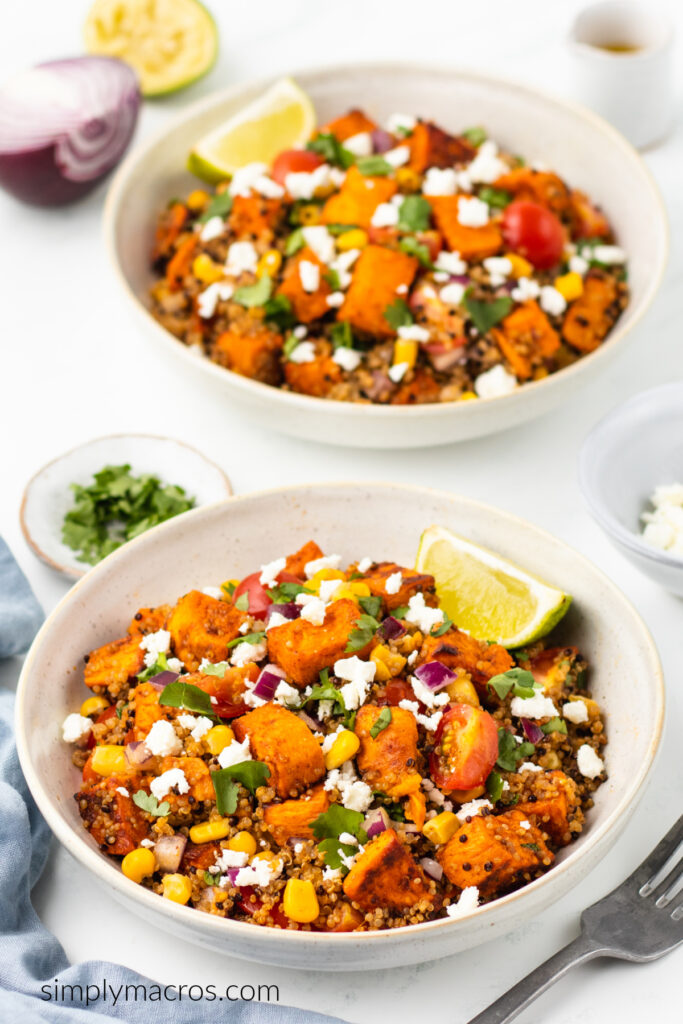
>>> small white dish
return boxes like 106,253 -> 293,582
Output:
20,434 -> 232,580
579,382 -> 683,595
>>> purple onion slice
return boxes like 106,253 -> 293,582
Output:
414,661 -> 456,691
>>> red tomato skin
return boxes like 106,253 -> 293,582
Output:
501,200 -> 565,270
429,704 -> 499,791
382,678 -> 416,706
86,705 -> 117,749
232,571 -> 301,618
272,149 -> 324,185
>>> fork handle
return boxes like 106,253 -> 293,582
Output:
467,933 -> 607,1024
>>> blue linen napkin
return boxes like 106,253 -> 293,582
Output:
0,541 -> 345,1023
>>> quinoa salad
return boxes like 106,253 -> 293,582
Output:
150,109 -> 628,405
63,540 -> 606,931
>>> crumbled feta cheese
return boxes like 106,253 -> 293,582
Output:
322,866 -> 342,882
410,675 -> 450,709
569,254 -> 589,275
539,286 -> 567,317
434,250 -> 467,276
562,700 -> 589,724
641,483 -> 683,555
511,276 -> 541,302
234,857 -> 281,888
217,736 -> 252,769
474,364 -> 518,399
177,713 -> 213,741
225,240 -> 258,276
299,597 -> 327,626
456,799 -> 493,821
285,163 -> 335,200
329,248 -> 360,288
228,161 -> 270,197
266,612 -> 290,631
150,767 -> 189,801
439,282 -> 466,306
422,167 -> 458,196
591,244 -> 626,265
510,693 -> 559,720
384,145 -> 410,168
338,848 -> 359,871
388,361 -> 409,383
467,140 -> 507,184
166,658 -> 184,673
519,819 -> 531,831
407,650 -> 418,666
61,713 -> 92,743
321,725 -> 345,754
338,831 -> 358,846
326,291 -> 345,309
318,578 -> 343,602
576,744 -> 605,779
398,699 -> 444,732
332,345 -> 361,371
201,586 -> 224,600
139,629 -> 171,667
115,786 -> 129,797
446,886 -> 480,918
288,341 -> 316,364
357,557 -> 373,573
145,719 -> 182,757
334,656 -> 377,710
232,641 -> 267,668
213,849 -> 249,872
397,324 -> 430,342
405,592 -> 444,633
343,131 -> 373,156
239,621 -> 251,635
324,762 -> 374,812
385,571 -> 402,595
199,216 -> 225,242
305,554 -> 342,578
483,256 -> 513,284
293,324 -> 308,339
140,838 -> 155,849
254,175 -> 285,199
518,761 -> 542,773
259,556 -> 287,588
301,225 -> 335,264
457,196 -> 489,227
293,842 -> 304,854
370,201 -> 400,228
299,259 -> 320,293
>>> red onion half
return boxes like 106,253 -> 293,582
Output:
414,661 -> 456,691
0,57 -> 140,206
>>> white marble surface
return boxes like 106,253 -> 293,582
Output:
1,0 -> 682,1020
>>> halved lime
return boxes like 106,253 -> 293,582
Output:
415,524 -> 571,647
84,0 -> 218,97
187,77 -> 316,184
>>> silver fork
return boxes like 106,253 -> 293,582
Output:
468,815 -> 683,1024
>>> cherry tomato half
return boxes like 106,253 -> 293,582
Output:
272,149 -> 324,186
232,570 -> 302,618
501,200 -> 565,270
429,703 -> 499,791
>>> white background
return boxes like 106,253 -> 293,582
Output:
1,0 -> 682,1020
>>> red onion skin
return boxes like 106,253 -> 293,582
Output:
371,128 -> 394,153
379,616 -> 406,641
154,834 -> 187,873
521,718 -> 544,743
420,856 -> 443,881
252,669 -> 282,701
266,602 -> 300,622
364,807 -> 390,838
149,670 -> 180,691
124,741 -> 155,769
414,660 -> 457,691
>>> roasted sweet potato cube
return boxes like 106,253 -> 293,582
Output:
408,121 -> 476,173
167,590 -> 247,671
263,784 -> 330,845
77,776 -> 149,855
438,809 -> 553,897
133,681 -> 164,740
181,841 -> 223,870
355,705 -> 421,798
166,235 -> 198,290
493,167 -> 571,218
278,248 -> 332,323
343,828 -> 434,911
188,664 -> 256,711
391,369 -> 441,405
157,755 -> 215,803
319,108 -> 377,142
528,646 -> 580,701
361,561 -> 436,612
153,202 -> 188,261
337,244 -> 418,338
266,598 -> 370,687
284,540 -> 323,577
284,343 -> 342,397
569,190 -> 611,240
128,605 -> 171,638
228,194 -> 285,240
211,326 -> 283,385
562,271 -> 619,354
419,628 -> 513,688
232,704 -> 325,798
322,166 -> 398,230
491,300 -> 561,380
84,635 -> 144,696
517,770 -> 580,847
429,196 -> 503,260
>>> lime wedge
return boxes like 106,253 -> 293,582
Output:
84,0 -> 218,97
187,77 -> 316,184
415,524 -> 571,648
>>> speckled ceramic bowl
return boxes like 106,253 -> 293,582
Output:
104,63 -> 668,449
15,483 -> 664,970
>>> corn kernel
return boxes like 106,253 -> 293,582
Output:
451,785 -> 485,803
187,189 -> 210,211
80,696 -> 109,717
392,338 -> 418,369
554,271 -> 584,302
336,228 -> 368,252
205,724 -> 234,756
505,253 -> 533,278
396,630 -> 422,655
324,730 -> 360,770
189,818 -> 231,845
423,811 -> 461,845
395,167 -> 422,193
298,204 -> 320,225
459,390 -> 478,401
252,850 -> 279,864
162,872 -> 193,903
283,878 -> 320,923
121,847 -> 156,883
370,644 -> 407,683
444,675 -> 480,707
228,831 -> 258,856
257,249 -> 282,278
192,253 -> 224,284
91,745 -> 127,777
333,580 -> 371,603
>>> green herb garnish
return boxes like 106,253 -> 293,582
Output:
211,761 -> 271,815
399,236 -> 434,268
226,631 -> 265,650
488,668 -> 537,700
285,228 -> 305,256
233,273 -> 273,308
311,805 -> 368,871
478,186 -> 512,210
307,133 -> 355,169
496,729 -> 535,772
263,294 -> 295,331
136,652 -> 172,683
522,842 -> 540,852
462,126 -> 487,147
355,155 -> 392,176
358,594 -> 382,619
204,870 -> 221,885
266,581 -> 311,603
222,581 -> 237,597
306,678 -> 346,715
345,614 -> 380,652
330,321 -> 354,350
397,195 -> 432,233
464,294 -> 512,334
61,464 -> 195,567
383,298 -> 413,330
201,661 -> 229,678
430,615 -> 453,638
324,267 -> 342,290
160,681 -> 214,716
370,707 -> 392,739
197,192 -> 233,223
486,770 -> 504,802
392,604 -> 409,619
132,790 -> 170,817
234,592 -> 249,611
541,717 -> 568,735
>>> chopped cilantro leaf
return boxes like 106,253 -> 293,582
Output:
397,194 -> 432,233
306,680 -> 345,714
197,191 -> 233,223
358,594 -> 382,619
392,604 -> 409,619
136,652 -> 171,682
263,293 -> 295,331
160,680 -> 214,716
430,614 -> 452,637
326,223 -> 358,235
370,707 -> 392,739
478,186 -> 512,210
355,155 -> 392,176
522,842 -> 540,852
399,236 -> 434,268
488,668 -> 536,700
283,333 -> 300,359
233,273 -> 272,308
462,126 -> 487,147
132,790 -> 170,817
266,581 -> 310,603
345,613 -> 380,652
226,631 -> 265,650
541,717 -> 568,735
211,761 -> 271,814
222,581 -> 237,597
311,804 -> 367,869
464,293 -> 513,334
486,770 -> 504,802
306,133 -> 355,169
383,298 -> 413,330
317,837 -> 359,871
211,771 -> 238,815
496,729 -> 535,772
285,228 -> 305,256
330,321 -> 354,350
201,661 -> 229,678
204,870 -> 221,885
324,267 -> 341,290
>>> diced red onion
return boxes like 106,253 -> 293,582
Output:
223,867 -> 241,887
148,670 -> 179,691
252,669 -> 284,701
521,718 -> 544,743
124,741 -> 155,769
297,710 -> 323,732
425,343 -> 467,373
266,602 -> 300,621
0,57 -> 140,206
154,834 -> 187,873
414,661 -> 457,691
449,274 -> 471,285
364,807 -> 390,838
371,128 -> 394,153
379,616 -> 406,641
420,857 -> 443,881
366,370 -> 393,401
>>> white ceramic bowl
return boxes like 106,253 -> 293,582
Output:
103,63 -> 668,449
15,483 -> 664,970
579,382 -> 683,595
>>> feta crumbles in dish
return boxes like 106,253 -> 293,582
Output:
640,483 -> 683,557
150,108 -> 628,407
65,539 -> 606,931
